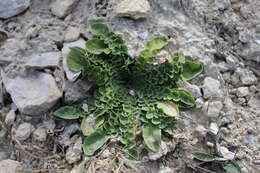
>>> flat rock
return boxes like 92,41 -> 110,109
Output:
15,122 -> 34,141
64,26 -> 80,42
0,159 -> 22,173
33,127 -> 47,142
0,0 -> 30,19
2,72 -> 62,115
51,0 -> 80,18
25,52 -> 60,69
202,77 -> 222,99
207,101 -> 223,118
5,110 -> 16,126
65,137 -> 82,164
115,0 -> 151,20
62,39 -> 85,81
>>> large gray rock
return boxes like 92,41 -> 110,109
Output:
15,122 -> 34,141
62,39 -> 85,81
2,72 -> 62,115
0,0 -> 30,19
115,0 -> 151,20
0,159 -> 21,173
25,52 -> 60,69
51,0 -> 80,18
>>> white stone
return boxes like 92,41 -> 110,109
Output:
62,39 -> 85,81
209,122 -> 219,135
15,123 -> 34,141
51,0 -> 80,18
66,137 -> 82,164
33,127 -> 47,142
218,146 -> 235,160
239,69 -> 257,85
0,0 -> 30,19
236,87 -> 249,97
2,72 -> 62,115
225,56 -> 237,70
115,0 -> 152,20
207,101 -> 223,118
0,159 -> 21,173
184,84 -> 202,98
202,77 -> 222,99
25,52 -> 60,69
4,110 -> 16,126
64,27 -> 80,42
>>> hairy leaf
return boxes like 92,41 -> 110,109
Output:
54,106 -> 84,120
67,47 -> 86,72
90,23 -> 110,36
182,60 -> 203,81
83,130 -> 110,156
85,38 -> 108,54
157,102 -> 179,118
142,124 -> 161,152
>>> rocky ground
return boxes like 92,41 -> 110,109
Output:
0,0 -> 259,173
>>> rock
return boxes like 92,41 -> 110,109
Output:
5,110 -> 16,126
70,160 -> 87,173
64,80 -> 93,104
202,77 -> 222,99
51,0 -> 80,18
2,72 -> 62,115
62,39 -> 85,81
65,137 -> 82,164
207,101 -> 223,118
148,141 -> 169,160
184,84 -> 202,98
115,0 -> 151,20
15,123 -> 34,141
33,127 -> 47,142
25,52 -> 60,69
209,122 -> 219,135
0,159 -> 22,173
215,0 -> 231,10
238,69 -> 257,85
236,87 -> 249,97
0,152 -> 9,161
80,114 -> 96,136
218,146 -> 235,160
64,27 -> 80,42
217,62 -> 228,72
225,56 -> 237,70
195,98 -> 204,108
0,0 -> 30,19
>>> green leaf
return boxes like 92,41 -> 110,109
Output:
90,23 -> 110,36
54,106 -> 84,120
142,124 -> 161,152
193,152 -> 216,162
145,36 -> 168,51
124,148 -> 139,160
80,114 -> 97,136
157,102 -> 179,118
178,89 -> 195,107
85,38 -> 108,54
83,130 -> 110,156
67,47 -> 86,72
140,36 -> 168,61
181,60 -> 203,81
220,161 -> 242,173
